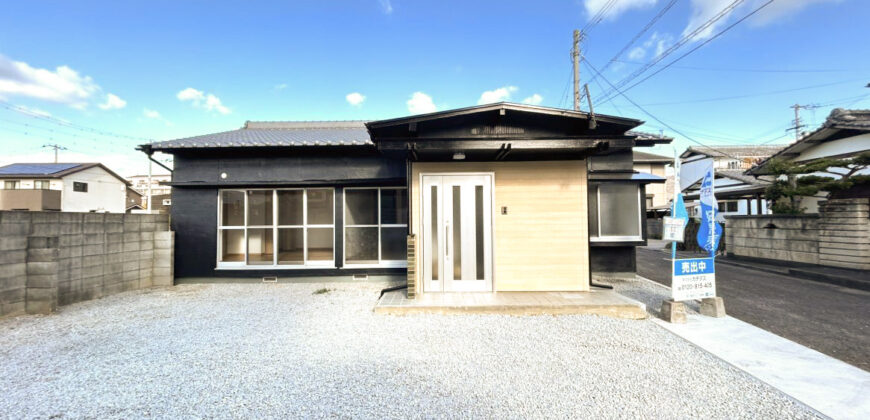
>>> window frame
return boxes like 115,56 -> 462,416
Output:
590,182 -> 644,243
216,188 -> 336,269
4,180 -> 20,190
34,180 -> 51,190
73,181 -> 88,192
342,187 -> 409,268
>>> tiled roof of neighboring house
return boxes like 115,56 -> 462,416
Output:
681,145 -> 785,159
0,162 -> 130,185
143,121 -> 372,151
747,108 -> 870,175
717,170 -> 770,186
633,151 -> 672,163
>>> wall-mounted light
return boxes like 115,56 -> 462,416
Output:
453,152 -> 466,160
220,172 -> 228,179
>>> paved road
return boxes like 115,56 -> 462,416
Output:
637,244 -> 870,371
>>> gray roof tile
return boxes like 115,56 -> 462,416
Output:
146,121 -> 372,150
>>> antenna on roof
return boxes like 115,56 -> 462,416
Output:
42,143 -> 67,163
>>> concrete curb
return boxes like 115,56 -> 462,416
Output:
636,275 -> 870,420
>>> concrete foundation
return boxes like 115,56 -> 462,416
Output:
659,299 -> 686,324
700,296 -> 726,318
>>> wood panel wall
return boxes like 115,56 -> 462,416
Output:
411,161 -> 589,292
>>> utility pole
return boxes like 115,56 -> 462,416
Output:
42,144 -> 67,163
573,29 -> 582,111
787,104 -> 812,141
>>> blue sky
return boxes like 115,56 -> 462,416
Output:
1,0 -> 867,175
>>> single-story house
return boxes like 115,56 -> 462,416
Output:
0,162 -> 129,213
633,151 -> 673,216
138,103 -> 670,293
747,108 -> 870,212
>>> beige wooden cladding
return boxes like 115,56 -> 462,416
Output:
411,161 -> 589,292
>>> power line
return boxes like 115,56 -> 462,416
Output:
583,58 -> 747,162
596,0 -> 747,103
581,0 -> 619,35
611,59 -> 866,74
635,78 -> 867,107
586,0 -> 679,87
0,100 -> 153,143
600,0 -> 775,104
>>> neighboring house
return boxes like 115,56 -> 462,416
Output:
633,151 -> 673,214
126,187 -> 144,212
138,102 -> 670,291
0,163 -> 129,213
150,193 -> 172,213
128,173 -> 171,209
747,108 -> 870,213
680,145 -> 783,218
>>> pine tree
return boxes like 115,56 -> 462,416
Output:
764,152 -> 870,214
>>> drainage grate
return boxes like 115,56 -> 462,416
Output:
352,274 -> 369,281
262,276 -> 278,283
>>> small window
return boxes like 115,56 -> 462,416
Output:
589,182 -> 642,241
344,187 -> 408,266
645,195 -> 654,209
73,182 -> 88,192
34,180 -> 51,189
4,180 -> 19,189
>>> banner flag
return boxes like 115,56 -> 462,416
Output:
696,166 -> 723,256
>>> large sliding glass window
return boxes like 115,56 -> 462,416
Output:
588,182 -> 642,242
344,187 -> 408,266
218,188 -> 335,267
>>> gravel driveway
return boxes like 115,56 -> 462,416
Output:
0,281 -> 818,419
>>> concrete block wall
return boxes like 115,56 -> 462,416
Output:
0,211 -> 173,318
726,198 -> 870,270
726,215 -> 820,265
818,198 -> 870,270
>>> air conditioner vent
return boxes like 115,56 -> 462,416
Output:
262,276 -> 278,283
352,274 -> 368,281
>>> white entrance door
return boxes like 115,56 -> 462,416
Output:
422,174 -> 493,292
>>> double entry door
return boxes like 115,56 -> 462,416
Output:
422,174 -> 493,292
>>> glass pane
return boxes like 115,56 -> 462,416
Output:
307,189 -> 334,225
452,186 -> 461,279
381,189 -> 408,225
382,227 -> 407,261
220,229 -> 245,262
307,228 -> 334,261
221,191 -> 245,226
475,185 -> 484,280
246,228 -> 273,265
247,190 -> 273,226
345,189 -> 378,225
599,183 -> 641,237
277,228 -> 304,265
277,190 -> 303,226
345,227 -> 378,264
430,185 -> 438,281
588,184 -> 599,237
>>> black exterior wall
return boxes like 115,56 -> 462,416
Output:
170,148 -> 408,278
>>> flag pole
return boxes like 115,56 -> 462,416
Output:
672,148 -> 679,263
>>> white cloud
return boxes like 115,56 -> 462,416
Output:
478,86 -> 518,104
583,0 -> 656,21
177,87 -> 231,115
749,0 -> 841,26
98,93 -> 126,110
345,92 -> 366,106
522,94 -> 543,105
0,54 -> 100,108
379,0 -> 393,14
627,46 -> 646,61
274,83 -> 288,90
407,92 -> 437,114
143,108 -> 161,119
143,108 -> 172,126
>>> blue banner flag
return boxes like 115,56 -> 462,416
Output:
673,193 -> 689,226
696,166 -> 723,256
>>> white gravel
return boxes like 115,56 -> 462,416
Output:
0,281 -> 819,419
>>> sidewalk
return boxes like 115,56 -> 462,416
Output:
649,291 -> 870,419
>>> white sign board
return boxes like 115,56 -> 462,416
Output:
662,216 -> 686,242
672,257 -> 716,301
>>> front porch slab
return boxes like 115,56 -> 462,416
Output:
375,288 -> 647,319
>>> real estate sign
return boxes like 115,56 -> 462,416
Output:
672,257 -> 716,301
662,216 -> 686,242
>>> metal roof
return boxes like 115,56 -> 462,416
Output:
0,163 -> 81,175
143,121 -> 372,151
633,151 -> 672,163
680,145 -> 785,159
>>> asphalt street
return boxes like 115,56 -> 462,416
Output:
637,244 -> 870,371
